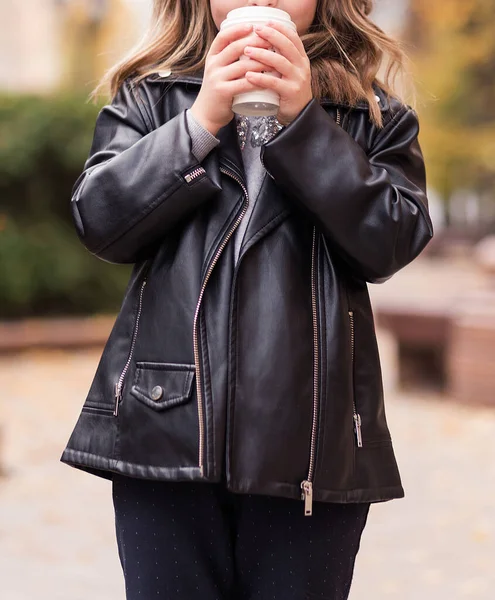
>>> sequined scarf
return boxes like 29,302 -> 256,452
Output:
235,115 -> 283,151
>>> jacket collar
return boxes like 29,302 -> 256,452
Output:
146,71 -> 390,112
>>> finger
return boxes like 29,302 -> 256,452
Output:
221,58 -> 269,81
245,71 -> 288,95
253,24 -> 303,66
209,23 -> 253,56
220,78 -> 263,97
215,33 -> 272,67
243,46 -> 293,78
263,20 -> 307,57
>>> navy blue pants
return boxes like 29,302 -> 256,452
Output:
112,474 -> 370,600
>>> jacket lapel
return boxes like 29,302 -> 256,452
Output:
213,115 -> 290,259
145,73 -> 291,267
237,173 -> 290,262
216,118 -> 291,260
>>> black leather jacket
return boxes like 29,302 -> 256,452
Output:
61,73 -> 433,512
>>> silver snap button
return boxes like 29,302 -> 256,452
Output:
158,69 -> 172,78
151,386 -> 163,401
375,94 -> 381,103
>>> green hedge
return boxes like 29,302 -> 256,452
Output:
0,93 -> 131,319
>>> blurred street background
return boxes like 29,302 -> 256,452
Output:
1,1 -> 495,598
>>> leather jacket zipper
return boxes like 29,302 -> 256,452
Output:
114,278 -> 147,416
301,227 -> 320,516
334,108 -> 362,445
348,310 -> 363,448
193,167 -> 249,476
184,166 -> 207,184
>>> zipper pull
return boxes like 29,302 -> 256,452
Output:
301,480 -> 314,516
353,413 -> 363,448
184,166 -> 206,184
113,383 -> 122,417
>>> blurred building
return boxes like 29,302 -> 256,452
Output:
372,0 -> 409,33
0,0 -> 150,93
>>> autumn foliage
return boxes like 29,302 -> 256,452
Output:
406,0 -> 495,201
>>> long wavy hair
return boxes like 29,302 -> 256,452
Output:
94,0 -> 410,126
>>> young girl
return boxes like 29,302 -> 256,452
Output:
61,0 -> 433,598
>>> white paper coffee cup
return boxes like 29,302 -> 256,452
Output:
220,7 -> 297,117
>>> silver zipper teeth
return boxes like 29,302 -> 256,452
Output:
335,108 -> 361,447
348,310 -> 363,448
184,166 -> 207,184
193,167 -> 249,476
113,279 -> 147,416
301,227 -> 320,517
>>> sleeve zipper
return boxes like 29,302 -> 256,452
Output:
184,166 -> 207,184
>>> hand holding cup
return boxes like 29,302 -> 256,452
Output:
220,7 -> 299,117
190,24 -> 273,135
244,21 -> 313,125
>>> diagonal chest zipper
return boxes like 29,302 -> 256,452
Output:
193,167 -> 249,476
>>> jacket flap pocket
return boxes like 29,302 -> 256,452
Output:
130,362 -> 195,411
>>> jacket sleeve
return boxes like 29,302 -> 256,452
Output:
260,99 -> 434,283
71,81 -> 222,264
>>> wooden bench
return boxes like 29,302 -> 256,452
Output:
447,291 -> 495,406
0,315 -> 115,354
375,290 -> 495,406
375,304 -> 452,391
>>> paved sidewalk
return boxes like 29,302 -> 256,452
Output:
0,338 -> 493,599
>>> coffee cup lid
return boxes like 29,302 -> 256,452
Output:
221,6 -> 295,29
